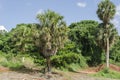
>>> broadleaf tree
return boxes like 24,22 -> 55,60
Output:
69,20 -> 103,66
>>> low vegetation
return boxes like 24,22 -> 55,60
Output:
94,68 -> 120,79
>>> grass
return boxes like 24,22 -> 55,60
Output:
93,68 -> 120,79
0,52 -> 37,70
68,63 -> 81,72
55,63 -> 82,72
109,59 -> 120,66
0,61 -> 24,70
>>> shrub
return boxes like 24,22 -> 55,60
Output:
51,52 -> 87,70
32,53 -> 45,66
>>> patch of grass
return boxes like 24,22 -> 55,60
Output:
0,52 -> 37,70
55,63 -> 81,72
93,68 -> 120,79
110,59 -> 120,67
0,61 -> 24,69
68,63 -> 81,72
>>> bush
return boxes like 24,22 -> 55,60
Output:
51,52 -> 87,70
32,53 -> 45,66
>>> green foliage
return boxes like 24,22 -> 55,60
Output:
97,0 -> 116,23
0,52 -> 24,69
0,8 -> 120,72
36,10 -> 68,58
51,52 -> 87,70
94,68 -> 120,79
110,37 -> 120,62
69,20 -> 103,66
57,41 -> 76,55
35,10 -> 68,72
33,41 -> 87,71
1,61 -> 24,70
96,23 -> 118,50
1,23 -> 37,54
0,52 -> 36,70
0,33 -> 8,50
33,53 -> 45,66
67,63 -> 81,72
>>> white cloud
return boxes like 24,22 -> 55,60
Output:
36,9 -> 43,15
0,26 -> 8,32
77,2 -> 86,8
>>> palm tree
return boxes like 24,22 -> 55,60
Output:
96,0 -> 117,68
36,10 -> 68,72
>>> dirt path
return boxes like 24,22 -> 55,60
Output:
0,65 -> 120,80
0,71 -> 41,80
0,71 -> 65,80
0,71 -> 119,80
67,72 -> 119,80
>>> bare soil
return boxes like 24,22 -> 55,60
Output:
79,64 -> 120,74
0,64 -> 120,80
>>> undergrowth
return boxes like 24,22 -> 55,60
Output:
93,68 -> 120,79
0,52 -> 36,70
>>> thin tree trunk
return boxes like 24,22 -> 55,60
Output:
46,57 -> 51,73
106,38 -> 109,68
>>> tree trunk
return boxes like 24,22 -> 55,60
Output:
106,38 -> 109,68
46,57 -> 51,73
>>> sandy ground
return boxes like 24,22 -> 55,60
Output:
0,65 -> 120,80
0,71 -> 119,80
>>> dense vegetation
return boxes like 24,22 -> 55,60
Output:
0,0 -> 120,75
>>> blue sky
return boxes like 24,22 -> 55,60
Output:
0,0 -> 120,33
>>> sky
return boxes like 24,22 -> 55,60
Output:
0,0 -> 120,34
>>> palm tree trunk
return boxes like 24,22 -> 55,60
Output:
46,57 -> 51,73
106,38 -> 109,68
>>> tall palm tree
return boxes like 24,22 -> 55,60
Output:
96,0 -> 117,68
36,10 -> 68,72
